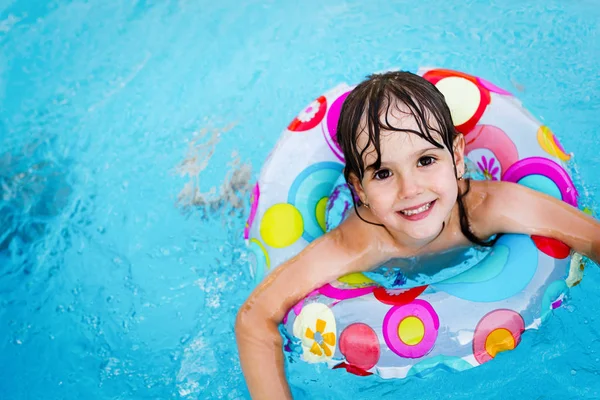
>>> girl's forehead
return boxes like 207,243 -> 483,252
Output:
356,112 -> 445,152
358,131 -> 440,165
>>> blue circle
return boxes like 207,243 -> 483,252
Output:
434,234 -> 539,302
517,175 -> 562,201
248,241 -> 268,284
541,280 -> 568,322
288,162 -> 344,242
325,182 -> 354,232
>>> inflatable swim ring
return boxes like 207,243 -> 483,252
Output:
244,67 -> 583,379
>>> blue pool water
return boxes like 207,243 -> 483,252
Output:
1,1 -> 599,399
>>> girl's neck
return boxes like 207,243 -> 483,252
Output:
388,200 -> 465,258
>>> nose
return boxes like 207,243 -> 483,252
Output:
396,172 -> 423,199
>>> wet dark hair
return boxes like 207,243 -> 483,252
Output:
337,71 -> 497,247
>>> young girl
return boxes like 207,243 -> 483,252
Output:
235,71 -> 600,399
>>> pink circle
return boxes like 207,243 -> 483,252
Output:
244,183 -> 260,239
323,90 -> 351,161
339,323 -> 381,370
476,77 -> 512,96
382,300 -> 439,359
465,124 -> 519,177
319,283 -> 375,300
502,157 -> 578,207
472,309 -> 525,364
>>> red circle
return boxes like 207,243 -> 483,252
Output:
339,323 -> 381,370
373,285 -> 427,306
422,69 -> 490,135
531,235 -> 571,259
288,96 -> 327,132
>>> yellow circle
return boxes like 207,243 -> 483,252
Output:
315,197 -> 328,232
249,238 -> 271,269
485,328 -> 515,358
435,77 -> 481,126
338,273 -> 376,287
260,203 -> 304,248
537,126 -> 570,161
398,316 -> 425,346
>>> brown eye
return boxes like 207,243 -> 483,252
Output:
418,156 -> 436,167
374,169 -> 391,180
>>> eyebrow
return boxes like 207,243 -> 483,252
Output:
415,146 -> 444,155
364,146 -> 444,171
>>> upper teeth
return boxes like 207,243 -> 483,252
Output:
401,202 -> 431,216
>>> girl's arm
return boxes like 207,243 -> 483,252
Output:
235,219 -> 387,399
484,181 -> 600,263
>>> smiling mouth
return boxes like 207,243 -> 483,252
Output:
398,200 -> 435,217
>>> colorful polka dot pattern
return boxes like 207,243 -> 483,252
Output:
323,90 -> 351,161
248,67 -> 579,379
472,309 -> 525,364
288,162 -> 344,243
248,238 -> 270,284
465,124 -> 519,180
288,96 -> 327,132
537,126 -> 571,161
259,203 -> 304,248
339,323 -> 381,370
422,69 -> 491,134
383,300 -> 439,358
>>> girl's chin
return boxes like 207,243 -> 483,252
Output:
394,220 -> 446,244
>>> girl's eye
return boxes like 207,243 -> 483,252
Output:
417,156 -> 436,167
374,169 -> 391,180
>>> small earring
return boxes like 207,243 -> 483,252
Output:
363,202 -> 370,208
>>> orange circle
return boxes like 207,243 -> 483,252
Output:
484,328 -> 515,358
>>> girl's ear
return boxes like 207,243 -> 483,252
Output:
348,172 -> 367,205
453,134 -> 466,178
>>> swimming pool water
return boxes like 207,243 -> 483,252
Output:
1,0 -> 599,399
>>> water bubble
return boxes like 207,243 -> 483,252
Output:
180,334 -> 191,344
571,369 -> 577,376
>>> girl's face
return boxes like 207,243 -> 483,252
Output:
350,103 -> 465,247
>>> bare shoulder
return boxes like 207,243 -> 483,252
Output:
335,208 -> 397,262
461,179 -> 515,238
463,179 -> 591,238
474,179 -> 548,210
